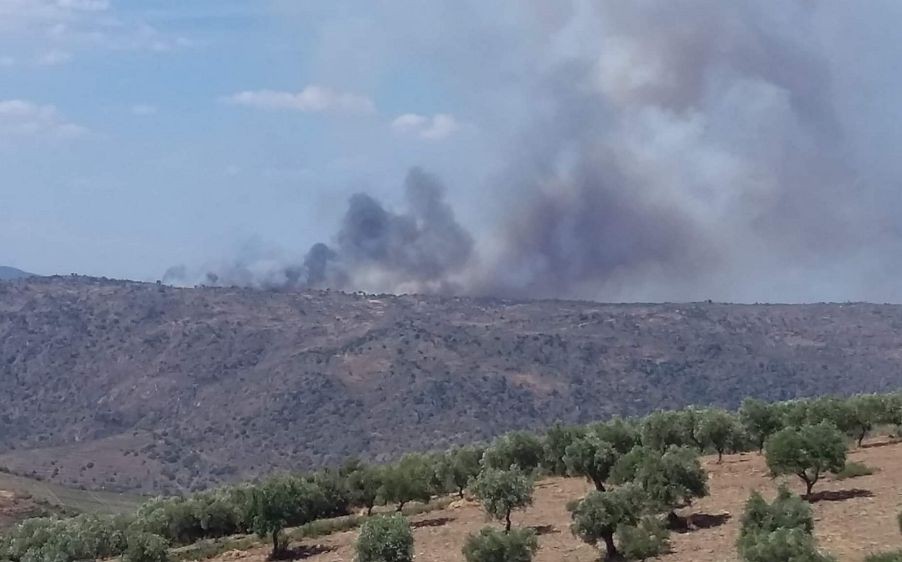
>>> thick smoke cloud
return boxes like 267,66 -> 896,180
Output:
168,1 -> 902,302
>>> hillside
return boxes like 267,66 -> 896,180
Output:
204,439 -> 902,562
0,267 -> 33,281
1,276 -> 901,494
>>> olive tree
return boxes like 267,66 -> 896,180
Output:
696,408 -> 745,462
570,484 -> 646,561
564,434 -> 619,491
612,446 -> 707,521
346,464 -> 384,515
379,454 -> 434,512
437,446 -> 484,498
543,423 -> 585,476
589,417 -> 641,456
640,411 -> 693,452
482,432 -> 545,473
765,423 -> 846,497
739,398 -> 784,453
356,515 -> 413,562
248,475 -> 323,559
462,527 -> 538,562
469,466 -> 534,532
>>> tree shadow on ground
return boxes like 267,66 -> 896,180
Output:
274,545 -> 335,561
806,489 -> 874,503
529,524 -> 559,536
669,512 -> 731,533
412,516 -> 454,529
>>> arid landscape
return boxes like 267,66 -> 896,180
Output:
204,440 -> 902,562
3,276 -> 902,494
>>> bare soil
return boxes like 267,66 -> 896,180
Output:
208,439 -> 902,562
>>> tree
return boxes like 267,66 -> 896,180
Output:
640,411 -> 692,452
611,446 -> 708,525
248,475 -> 323,559
589,417 -> 640,456
347,464 -> 384,515
379,454 -> 434,512
438,446 -> 483,498
696,408 -> 745,462
482,432 -> 545,473
570,484 -> 646,561
739,398 -> 784,453
805,397 -> 857,437
543,424 -> 585,476
462,527 -> 538,562
563,434 -> 618,490
765,423 -> 847,497
846,394 -> 885,447
356,515 -> 414,562
469,466 -> 534,532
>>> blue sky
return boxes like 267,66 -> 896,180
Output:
0,1 -> 502,280
4,1 -> 902,302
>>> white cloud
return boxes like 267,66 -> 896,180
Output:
391,113 -> 461,140
225,86 -> 375,114
36,50 -> 71,66
130,104 -> 157,116
0,99 -> 87,139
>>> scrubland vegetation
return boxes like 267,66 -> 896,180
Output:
1,391 -> 900,562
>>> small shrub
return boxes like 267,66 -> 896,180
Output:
616,516 -> 670,560
462,527 -> 538,562
124,532 -> 170,562
356,515 -> 413,562
740,527 -> 834,562
833,461 -> 875,481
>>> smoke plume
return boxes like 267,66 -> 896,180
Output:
167,1 -> 902,302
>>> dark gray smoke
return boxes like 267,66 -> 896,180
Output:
166,1 -> 902,301
166,168 -> 474,293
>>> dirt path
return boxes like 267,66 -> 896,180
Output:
209,440 -> 902,562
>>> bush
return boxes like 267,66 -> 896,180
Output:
740,527 -> 834,562
355,515 -> 413,562
739,486 -> 813,541
833,461 -> 875,480
462,527 -> 538,562
765,423 -> 847,496
124,532 -> 169,562
616,516 -> 670,560
469,466 -> 534,532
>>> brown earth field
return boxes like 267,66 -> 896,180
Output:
208,439 -> 902,562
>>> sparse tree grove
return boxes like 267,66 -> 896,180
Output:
1,390 -> 899,562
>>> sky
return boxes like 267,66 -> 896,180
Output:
3,1 -> 902,303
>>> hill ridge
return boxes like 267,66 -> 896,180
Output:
1,276 -> 901,494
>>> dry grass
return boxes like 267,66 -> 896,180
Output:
202,439 -> 902,562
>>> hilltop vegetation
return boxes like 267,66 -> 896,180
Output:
3,276 -> 902,493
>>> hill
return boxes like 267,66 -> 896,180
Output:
1,276 -> 901,494
203,439 -> 902,562
0,267 -> 33,281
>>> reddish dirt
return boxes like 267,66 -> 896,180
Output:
208,439 -> 902,562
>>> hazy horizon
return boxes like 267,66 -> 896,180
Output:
4,1 -> 902,303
